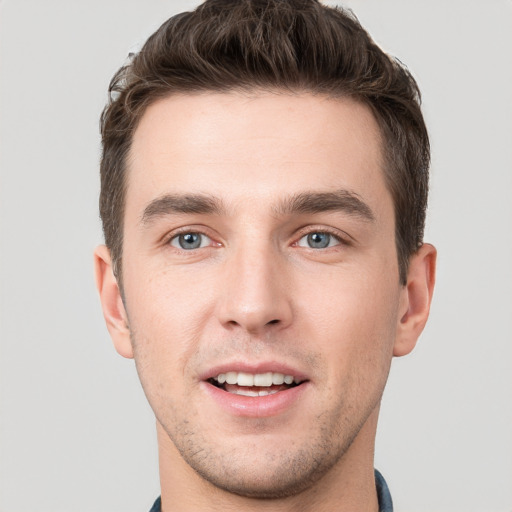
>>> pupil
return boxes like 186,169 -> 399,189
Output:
308,232 -> 330,248
180,233 -> 201,249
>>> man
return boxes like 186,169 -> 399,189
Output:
94,1 -> 436,510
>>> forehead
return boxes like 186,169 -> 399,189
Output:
126,91 -> 389,216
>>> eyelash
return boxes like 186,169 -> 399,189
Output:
164,226 -> 352,252
165,228 -> 218,251
293,226 -> 352,249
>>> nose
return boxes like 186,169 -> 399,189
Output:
216,241 -> 293,334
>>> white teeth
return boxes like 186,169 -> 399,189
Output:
213,371 -> 299,387
254,372 -> 273,386
225,371 -> 238,384
258,389 -> 279,396
237,372 -> 254,386
235,389 -> 259,397
272,373 -> 285,385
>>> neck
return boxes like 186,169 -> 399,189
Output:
157,407 -> 381,512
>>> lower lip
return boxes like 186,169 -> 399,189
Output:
201,381 -> 309,418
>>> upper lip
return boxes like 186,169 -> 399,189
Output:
199,361 -> 309,382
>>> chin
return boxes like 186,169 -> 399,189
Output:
193,457 -> 333,499
172,428 -> 351,500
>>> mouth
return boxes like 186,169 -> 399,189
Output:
208,371 -> 305,397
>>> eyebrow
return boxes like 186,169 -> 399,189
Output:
140,189 -> 375,225
140,193 -> 224,225
275,190 -> 375,222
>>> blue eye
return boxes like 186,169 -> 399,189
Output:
170,232 -> 211,250
297,232 -> 340,249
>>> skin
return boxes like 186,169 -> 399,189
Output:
95,91 -> 436,512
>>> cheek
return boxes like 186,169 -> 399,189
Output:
123,266 -> 218,378
124,276 -> 208,422
126,261 -> 215,327
297,266 -> 400,380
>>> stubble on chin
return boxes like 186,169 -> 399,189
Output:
157,395 -> 376,501
132,331 -> 388,500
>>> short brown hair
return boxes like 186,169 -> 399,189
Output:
100,0 -> 429,285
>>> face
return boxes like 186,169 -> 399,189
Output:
107,92 -> 413,498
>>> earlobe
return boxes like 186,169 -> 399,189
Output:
393,243 -> 437,357
94,245 -> 134,359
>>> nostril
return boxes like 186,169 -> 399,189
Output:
267,319 -> 280,325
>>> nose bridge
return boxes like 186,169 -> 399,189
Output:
217,236 -> 292,333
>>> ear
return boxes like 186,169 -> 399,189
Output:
393,243 -> 437,357
94,245 -> 133,359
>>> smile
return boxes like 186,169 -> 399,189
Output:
208,371 -> 304,397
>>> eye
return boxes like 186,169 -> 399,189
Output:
169,232 -> 212,250
297,232 -> 340,249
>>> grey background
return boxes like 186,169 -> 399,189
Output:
0,1 -> 511,511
